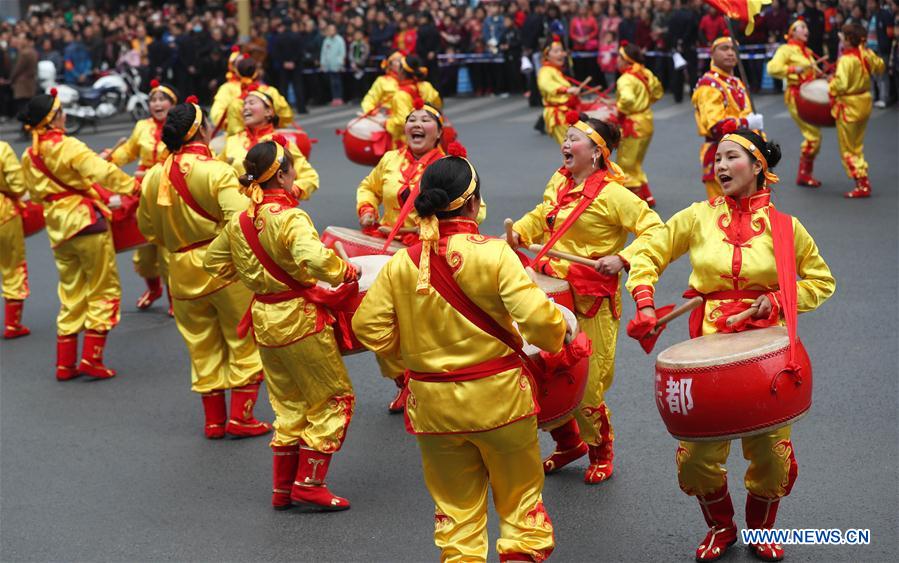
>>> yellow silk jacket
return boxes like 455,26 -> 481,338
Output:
385,80 -> 442,140
538,64 -> 571,107
0,141 -> 27,226
204,191 -> 348,347
109,118 -> 168,170
138,143 -> 250,299
616,63 -> 663,137
513,168 -> 664,316
829,47 -> 885,123
352,220 -> 567,434
625,191 -> 835,335
361,73 -> 399,113
692,65 -> 753,139
211,82 -> 294,137
218,127 -> 319,200
210,80 -> 242,133
766,41 -> 818,98
21,130 -> 135,247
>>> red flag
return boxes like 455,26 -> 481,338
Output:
704,0 -> 771,35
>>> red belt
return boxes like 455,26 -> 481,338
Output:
175,238 -> 215,253
683,288 -> 767,338
254,289 -> 309,304
44,192 -> 80,203
407,354 -> 522,383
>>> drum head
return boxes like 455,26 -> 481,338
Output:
209,134 -> 226,154
521,304 -> 578,356
350,255 -> 391,290
323,226 -> 405,252
534,272 -> 571,295
347,117 -> 386,140
656,326 -> 790,369
800,79 -> 830,105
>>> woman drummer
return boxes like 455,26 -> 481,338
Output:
357,101 -> 481,413
625,129 -> 835,561
829,23 -> 885,199
510,112 -> 664,484
204,138 -> 359,511
615,41 -> 663,207
213,57 -> 293,138
360,51 -> 403,115
19,91 -> 137,380
102,80 -> 178,312
766,19 -> 826,187
0,140 -> 31,339
218,84 -> 319,200
538,35 -> 585,145
384,54 -> 442,148
352,156 -> 568,561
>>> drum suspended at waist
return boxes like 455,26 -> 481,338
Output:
325,254 -> 391,356
321,226 -> 406,258
796,79 -> 836,127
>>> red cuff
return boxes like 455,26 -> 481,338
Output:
342,261 -> 359,283
358,204 -> 377,219
631,284 -> 655,309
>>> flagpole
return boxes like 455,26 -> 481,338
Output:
725,18 -> 754,109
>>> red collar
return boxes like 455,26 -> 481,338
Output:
724,189 -> 771,212
177,142 -> 212,158
439,217 -> 480,238
787,39 -> 807,48
247,124 -> 275,144
38,128 -> 65,143
260,188 -> 298,208
404,146 -> 444,165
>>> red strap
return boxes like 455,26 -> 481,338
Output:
381,148 -> 444,250
533,170 -> 609,264
28,148 -> 85,198
168,156 -> 219,223
769,207 -> 800,370
625,67 -> 650,91
407,243 -> 543,377
408,354 -> 521,383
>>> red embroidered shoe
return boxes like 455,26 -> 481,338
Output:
746,493 -> 785,561
844,176 -> 871,199
796,156 -> 822,187
136,276 -> 163,310
272,444 -> 300,510
695,484 -> 738,561
78,330 -> 116,379
290,447 -> 350,511
499,553 -> 537,562
387,376 -> 408,414
584,443 -> 614,484
640,183 -> 657,208
3,299 -> 30,339
56,334 -> 80,381
201,391 -> 227,439
225,382 -> 273,438
543,419 -> 588,473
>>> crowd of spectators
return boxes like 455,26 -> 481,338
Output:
2,0 -> 898,120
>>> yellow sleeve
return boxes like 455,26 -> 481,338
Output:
766,46 -> 795,81
110,122 -> 142,166
496,244 -> 566,353
605,186 -> 666,265
538,67 -> 569,97
356,157 -> 386,213
1,143 -> 26,198
792,218 -> 836,313
512,200 -> 549,247
210,165 -> 249,222
649,71 -> 663,103
285,210 -> 347,286
210,86 -> 231,130
66,137 -> 134,194
203,224 -> 239,282
351,253 -> 401,358
289,143 -> 319,200
867,50 -> 886,75
692,85 -> 728,136
137,165 -> 161,242
274,89 -> 294,128
421,81 -> 442,109
828,57 -> 851,96
387,92 -> 414,138
361,77 -> 384,113
616,74 -> 641,114
625,204 -> 697,292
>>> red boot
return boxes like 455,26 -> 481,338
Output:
584,443 -> 614,484
746,493 -> 785,561
387,376 -> 408,414
56,334 -> 80,381
136,276 -> 163,310
796,156 -> 822,187
225,382 -> 273,438
639,183 -> 657,208
543,419 -> 588,474
290,447 -> 350,511
272,444 -> 300,510
78,330 -> 116,379
166,285 -> 174,317
201,391 -> 227,439
3,299 -> 30,339
695,484 -> 738,561
844,176 -> 871,199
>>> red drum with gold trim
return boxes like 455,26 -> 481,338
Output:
340,114 -> 391,166
20,201 -> 45,237
276,127 -> 314,159
655,327 -> 812,441
109,193 -> 148,252
326,254 -> 390,355
533,272 -> 575,312
797,79 -> 836,127
521,304 -> 590,429
581,98 -> 619,125
321,226 -> 405,257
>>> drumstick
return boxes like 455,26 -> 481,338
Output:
333,241 -> 351,262
652,297 -> 704,333
725,305 -> 760,328
377,225 -> 418,235
526,244 -> 597,268
103,137 -> 128,161
504,218 -> 516,247
524,266 -> 538,282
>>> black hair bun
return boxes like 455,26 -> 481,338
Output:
414,188 -> 450,217
764,141 -> 782,169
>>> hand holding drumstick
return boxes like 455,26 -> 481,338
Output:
724,295 -> 774,327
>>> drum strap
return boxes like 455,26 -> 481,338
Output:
769,207 -> 802,377
381,147 -> 444,250
167,154 -> 220,223
28,148 -> 109,223
533,169 -> 609,264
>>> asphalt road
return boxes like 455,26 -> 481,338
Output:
1,92 -> 897,562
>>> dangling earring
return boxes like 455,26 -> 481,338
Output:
592,153 -> 599,168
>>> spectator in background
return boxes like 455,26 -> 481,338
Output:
300,18 -> 323,105
636,7 -> 655,50
698,6 -> 728,46
62,28 -> 92,85
866,0 -> 893,106
801,0 -> 827,54
417,13 -> 441,88
369,10 -> 395,59
10,33 -> 38,116
348,28 -> 370,102
198,27 -> 228,106
546,3 -> 567,42
619,6 -> 638,44
273,19 -> 308,114
39,37 -> 64,76
668,0 -> 700,102
500,14 -> 523,95
320,23 -> 346,106
522,2 -> 546,107
393,12 -> 418,56
570,3 -> 599,84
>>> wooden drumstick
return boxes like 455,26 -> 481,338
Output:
650,297 -> 704,335
526,244 -> 597,268
524,266 -> 538,282
504,218 -> 516,247
333,241 -> 351,262
103,137 -> 128,161
725,306 -> 760,328
377,225 -> 418,235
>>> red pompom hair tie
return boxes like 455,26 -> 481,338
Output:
412,96 -> 424,111
446,141 -> 467,158
49,87 -> 58,98
231,45 -> 240,53
150,79 -> 160,88
552,33 -> 561,43
565,110 -> 580,126
620,39 -> 629,46
247,83 -> 260,92
185,95 -> 199,104
270,134 -> 289,148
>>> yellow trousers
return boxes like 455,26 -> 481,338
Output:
618,134 -> 653,189
172,281 -> 263,394
51,230 -> 121,335
836,117 -> 870,180
0,215 -> 29,300
417,416 -> 555,562
260,326 -> 355,452
133,243 -> 169,280
785,91 -> 822,157
676,425 -> 798,499
547,121 -> 567,145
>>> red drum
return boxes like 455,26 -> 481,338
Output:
533,272 -> 575,312
340,114 -> 391,166
581,98 -> 619,125
20,201 -> 45,237
327,254 -> 391,355
654,327 -> 812,441
521,304 -> 590,429
797,79 -> 836,127
109,194 -> 148,253
209,128 -> 315,158
321,226 -> 405,257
